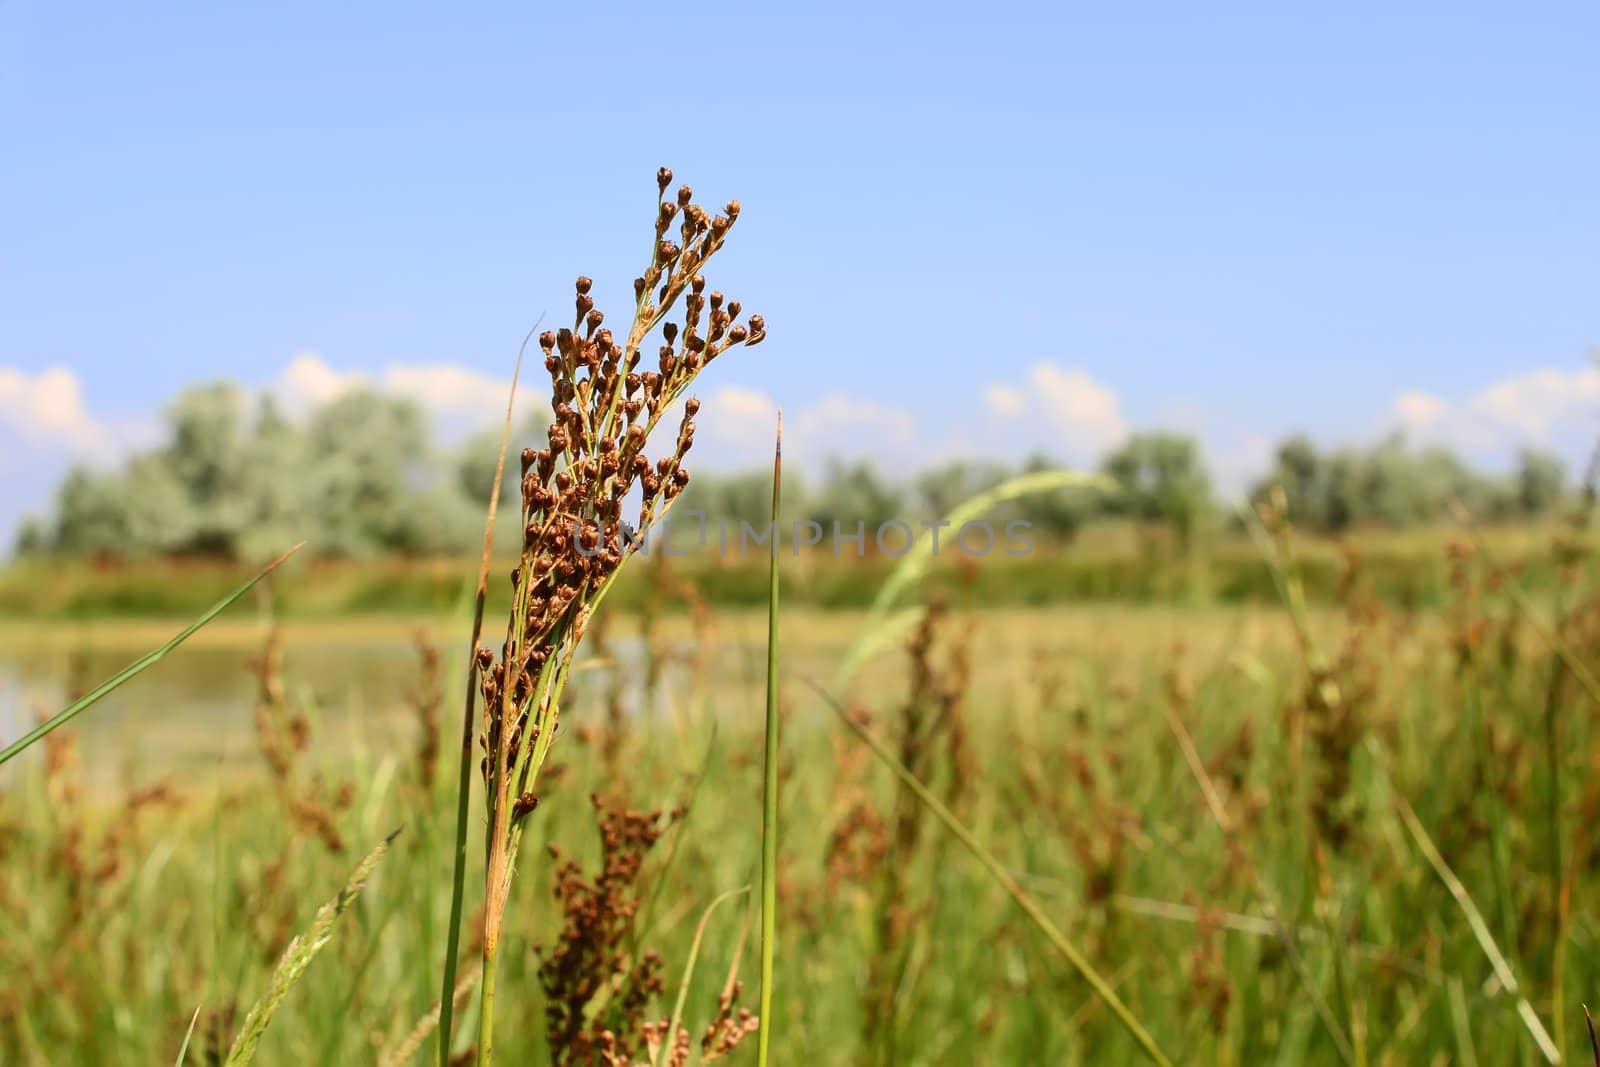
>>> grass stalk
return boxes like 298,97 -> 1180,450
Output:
1447,976 -> 1480,1067
173,1006 -> 201,1067
476,948 -> 498,1067
1164,704 -> 1356,1065
381,963 -> 481,1067
833,469 -> 1110,691
224,828 -> 401,1066
1373,739 -> 1560,1064
808,680 -> 1173,1066
0,543 -> 301,768
1453,501 -> 1600,1062
757,414 -> 781,1067
437,330 -> 529,1066
657,886 -> 750,1067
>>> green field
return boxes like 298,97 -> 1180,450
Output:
2,520 -> 1590,620
3,521 -> 1598,1063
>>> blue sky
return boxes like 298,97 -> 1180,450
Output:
3,3 -> 1598,535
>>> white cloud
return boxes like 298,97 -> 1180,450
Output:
0,365 -> 163,539
275,351 -> 544,438
1390,363 -> 1600,453
983,384 -> 1027,417
0,366 -> 105,451
278,351 -> 353,408
692,384 -> 918,469
702,385 -> 779,444
1392,390 -> 1447,429
793,392 -> 916,448
980,362 -> 1129,459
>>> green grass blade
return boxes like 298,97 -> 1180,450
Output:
1373,740 -> 1560,1064
1450,501 -> 1600,707
808,679 -> 1172,1066
379,964 -> 481,1067
173,1004 -> 201,1066
757,414 -> 782,1067
1164,705 -> 1355,1064
1446,977 -> 1479,1067
637,720 -> 721,946
315,883 -> 405,1064
0,543 -> 302,768
834,470 -> 1111,690
655,886 -> 750,1067
224,828 -> 401,1067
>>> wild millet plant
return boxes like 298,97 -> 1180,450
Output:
536,793 -> 680,1066
470,167 -> 764,1063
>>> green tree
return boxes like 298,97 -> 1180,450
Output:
49,466 -> 130,555
1014,453 -> 1101,542
159,382 -> 253,554
807,459 -> 904,536
913,460 -> 1010,518
1100,432 -> 1211,546
1514,448 -> 1566,516
456,412 -> 552,506
1254,435 -> 1328,528
303,390 -> 457,555
11,517 -> 46,556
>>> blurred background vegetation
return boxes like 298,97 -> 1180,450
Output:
9,380 -> 1578,563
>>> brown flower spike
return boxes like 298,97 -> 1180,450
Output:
472,168 -> 765,1063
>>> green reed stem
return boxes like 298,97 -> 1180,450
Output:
476,946 -> 498,1067
757,415 -> 782,1067
0,543 -> 301,768
438,331 -> 528,1067
656,886 -> 750,1067
1375,739 -> 1560,1064
809,679 -> 1173,1067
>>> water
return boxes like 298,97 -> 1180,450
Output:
0,625 -> 433,776
0,617 -> 771,784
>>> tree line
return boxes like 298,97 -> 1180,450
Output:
12,382 -> 1575,560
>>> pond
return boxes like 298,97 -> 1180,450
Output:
0,614 -> 784,784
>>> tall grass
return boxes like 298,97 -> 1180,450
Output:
7,568 -> 1600,1061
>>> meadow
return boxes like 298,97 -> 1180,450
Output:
3,515 -> 1600,1065
2,518 -> 1588,621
